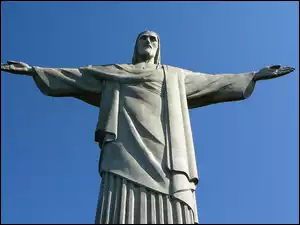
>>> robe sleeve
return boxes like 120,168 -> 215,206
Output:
32,66 -> 103,107
184,70 -> 257,109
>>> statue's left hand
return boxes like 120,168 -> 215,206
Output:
253,65 -> 295,81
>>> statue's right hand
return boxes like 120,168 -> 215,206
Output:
1,61 -> 33,75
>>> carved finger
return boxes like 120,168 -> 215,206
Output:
1,65 -> 14,73
7,60 -> 18,65
1,64 -> 9,70
283,67 -> 294,72
7,60 -> 24,65
286,67 -> 295,72
282,66 -> 295,71
278,68 -> 294,76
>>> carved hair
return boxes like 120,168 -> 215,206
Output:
132,30 -> 161,65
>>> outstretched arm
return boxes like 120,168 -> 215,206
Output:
185,65 -> 295,109
1,61 -> 103,107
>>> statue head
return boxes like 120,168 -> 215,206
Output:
132,30 -> 161,65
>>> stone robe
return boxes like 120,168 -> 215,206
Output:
32,64 -> 256,223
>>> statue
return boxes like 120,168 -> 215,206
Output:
1,30 -> 295,224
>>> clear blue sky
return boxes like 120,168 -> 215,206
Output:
1,2 -> 298,224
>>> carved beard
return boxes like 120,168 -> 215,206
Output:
137,51 -> 155,62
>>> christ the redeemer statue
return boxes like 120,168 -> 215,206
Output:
1,30 -> 295,224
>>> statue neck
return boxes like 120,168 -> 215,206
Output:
134,61 -> 157,70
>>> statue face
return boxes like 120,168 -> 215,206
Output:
136,31 -> 159,60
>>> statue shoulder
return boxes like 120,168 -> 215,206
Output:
86,64 -> 119,68
84,63 -> 131,72
115,63 -> 135,70
163,65 -> 192,74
